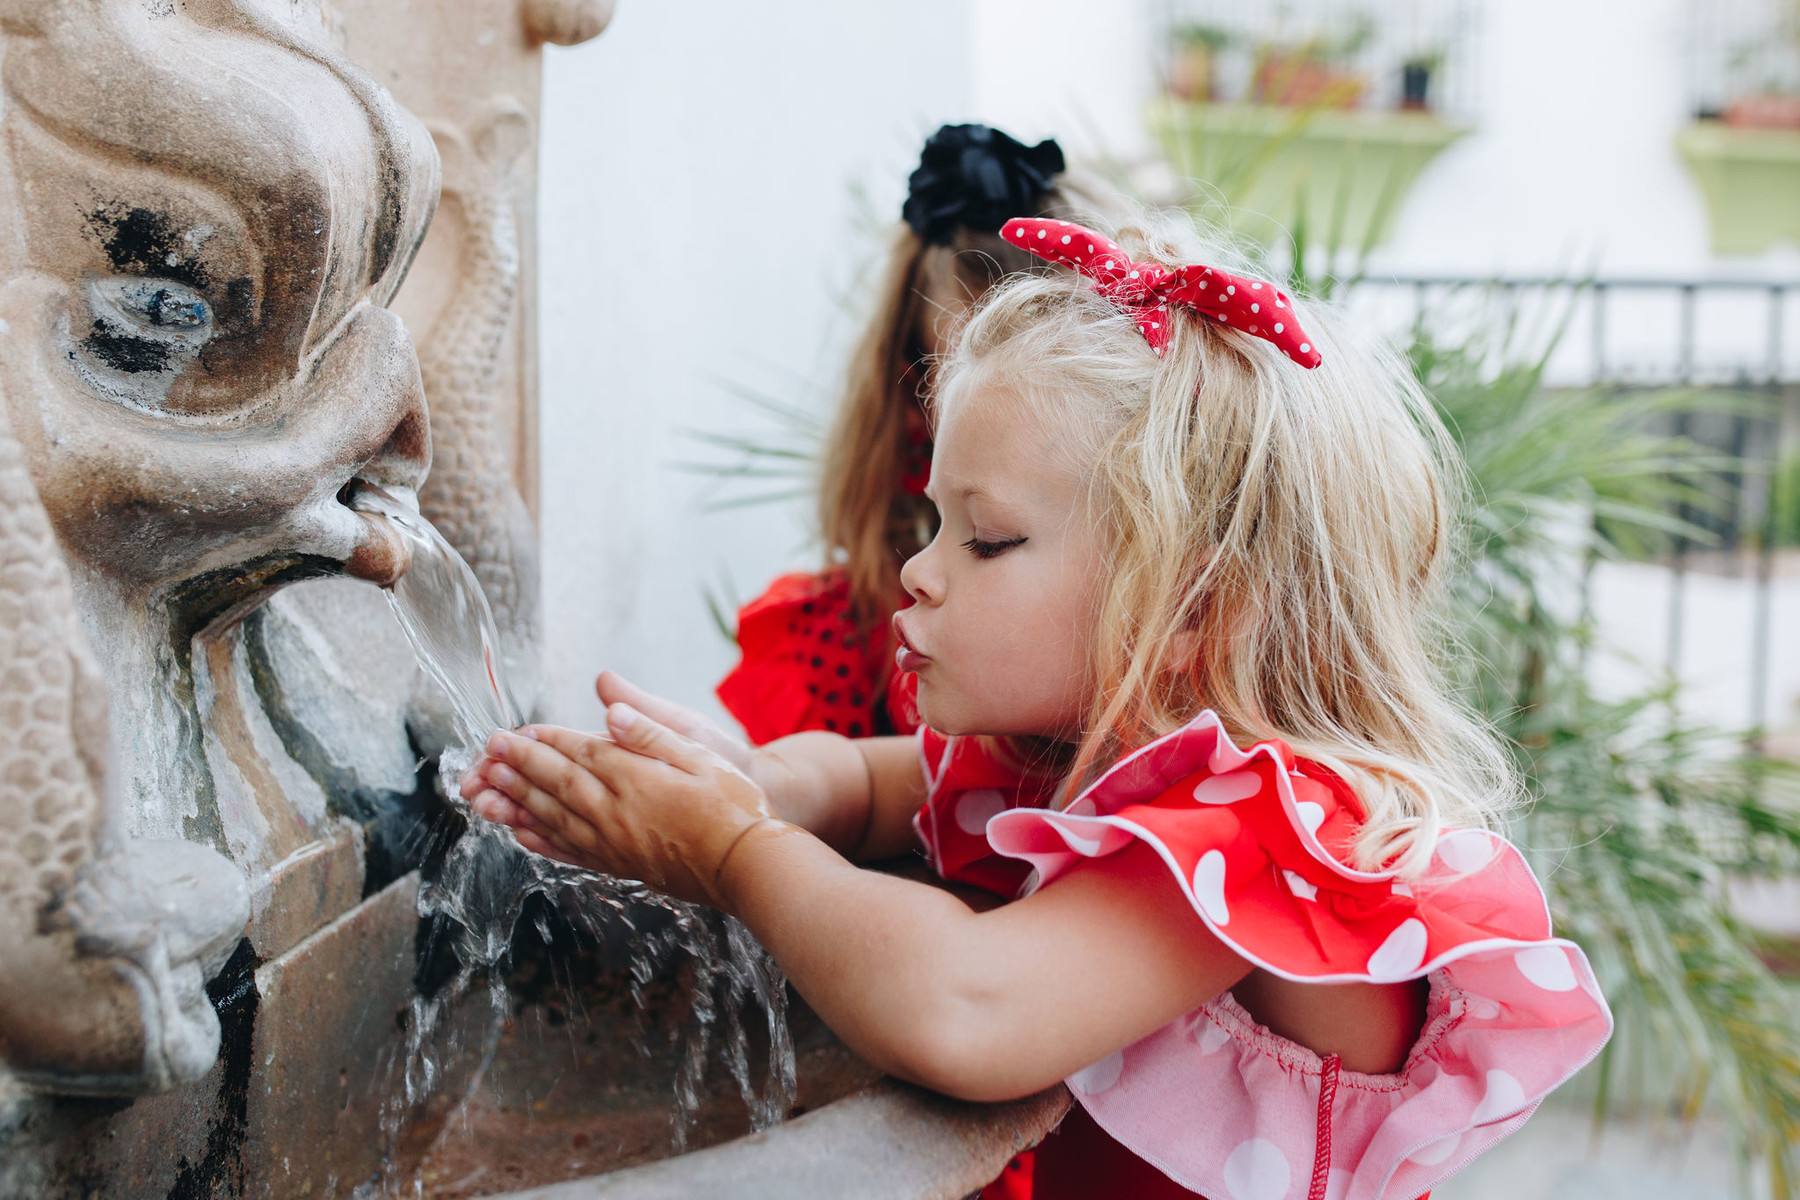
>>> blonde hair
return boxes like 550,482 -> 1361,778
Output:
817,172 -> 1120,629
935,209 -> 1517,876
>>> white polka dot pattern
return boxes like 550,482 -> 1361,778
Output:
1222,1137 -> 1291,1200
1193,849 -> 1231,926
1282,868 -> 1318,901
1367,918 -> 1429,979
937,709 -> 1614,1200
1069,1049 -> 1124,1095
1514,945 -> 1578,991
953,788 -> 1006,835
1409,1132 -> 1461,1166
1437,829 -> 1499,872
1471,1069 -> 1527,1124
999,217 -> 1324,368
1193,770 -> 1262,805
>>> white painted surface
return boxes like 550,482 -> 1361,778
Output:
536,2 -> 971,727
969,0 -> 1156,159
1375,0 -> 1720,278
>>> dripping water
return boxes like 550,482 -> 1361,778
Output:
347,486 -> 795,1181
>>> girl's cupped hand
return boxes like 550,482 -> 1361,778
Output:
459,700 -> 784,907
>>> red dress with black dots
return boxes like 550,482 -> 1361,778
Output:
716,393 -> 933,744
914,715 -> 1614,1200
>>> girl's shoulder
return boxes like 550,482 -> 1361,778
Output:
919,712 -> 1615,1200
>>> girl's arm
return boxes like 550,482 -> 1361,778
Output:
465,706 -> 1252,1102
749,733 -> 927,861
713,824 -> 1249,1102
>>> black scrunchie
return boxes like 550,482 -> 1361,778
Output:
902,124 -> 1065,246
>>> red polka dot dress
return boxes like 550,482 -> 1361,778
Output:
715,569 -> 920,744
914,714 -> 1614,1200
716,375 -> 932,745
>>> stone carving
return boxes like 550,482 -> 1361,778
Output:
524,0 -> 616,45
0,0 -> 437,1095
414,100 -> 546,716
0,389 -> 246,1095
334,0 -> 618,723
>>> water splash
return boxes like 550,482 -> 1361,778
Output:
347,486 -> 795,1179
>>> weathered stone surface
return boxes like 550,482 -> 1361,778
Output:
489,1081 -> 1073,1200
243,874 -> 422,1199
0,0 -> 439,1099
332,0 -> 617,722
245,819 -> 367,961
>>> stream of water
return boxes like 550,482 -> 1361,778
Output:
348,487 -> 796,1181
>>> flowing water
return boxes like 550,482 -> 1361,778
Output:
348,487 -> 796,1185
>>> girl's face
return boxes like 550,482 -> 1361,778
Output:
894,382 -> 1104,739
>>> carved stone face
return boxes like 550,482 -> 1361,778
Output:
0,0 -> 437,606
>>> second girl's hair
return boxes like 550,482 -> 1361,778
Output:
934,208 -> 1518,876
817,173 -> 1118,627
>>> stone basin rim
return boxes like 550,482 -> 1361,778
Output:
488,1079 -> 1072,1200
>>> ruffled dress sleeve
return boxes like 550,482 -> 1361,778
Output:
714,568 -> 918,744
920,711 -> 1614,1200
911,728 -> 1062,897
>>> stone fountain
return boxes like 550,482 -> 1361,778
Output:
0,2 -> 1062,1196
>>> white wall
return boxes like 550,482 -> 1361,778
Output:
1377,0 -> 1720,278
537,2 -> 971,728
969,0 -> 1156,160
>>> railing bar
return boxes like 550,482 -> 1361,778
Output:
1591,283 -> 1608,386
1770,286 -> 1785,386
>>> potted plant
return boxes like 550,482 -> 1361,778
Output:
1168,23 -> 1233,103
1400,50 -> 1444,112
1251,15 -> 1375,109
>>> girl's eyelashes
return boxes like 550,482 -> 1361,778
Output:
961,534 -> 1027,560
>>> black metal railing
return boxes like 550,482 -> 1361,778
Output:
1347,274 -> 1800,735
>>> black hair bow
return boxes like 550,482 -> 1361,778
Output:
902,124 -> 1065,246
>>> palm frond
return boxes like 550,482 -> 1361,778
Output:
1411,303 -> 1800,1197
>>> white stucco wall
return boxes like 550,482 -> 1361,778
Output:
535,2 -> 972,727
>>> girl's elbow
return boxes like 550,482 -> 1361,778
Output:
883,1021 -> 1056,1104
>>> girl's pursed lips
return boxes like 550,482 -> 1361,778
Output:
892,612 -> 931,672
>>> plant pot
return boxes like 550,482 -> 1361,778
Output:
1169,43 -> 1215,102
1402,62 -> 1432,111
1725,94 -> 1800,130
1252,51 -> 1365,109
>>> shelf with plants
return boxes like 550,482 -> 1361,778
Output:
1148,100 -> 1469,248
1677,120 -> 1800,256
1679,6 -> 1800,254
1150,13 -> 1471,249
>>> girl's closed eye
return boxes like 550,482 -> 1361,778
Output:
962,534 -> 1027,560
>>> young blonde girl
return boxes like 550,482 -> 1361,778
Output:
464,208 -> 1612,1200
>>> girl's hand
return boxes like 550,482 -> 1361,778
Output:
460,703 -> 791,907
593,669 -> 753,774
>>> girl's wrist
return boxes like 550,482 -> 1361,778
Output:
711,816 -> 808,911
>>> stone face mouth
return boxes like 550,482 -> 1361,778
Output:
340,479 -> 415,588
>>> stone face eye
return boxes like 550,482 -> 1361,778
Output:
115,281 -> 210,330
80,275 -> 215,383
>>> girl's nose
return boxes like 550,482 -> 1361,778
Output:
898,538 -> 941,606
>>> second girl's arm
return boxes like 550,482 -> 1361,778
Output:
750,733 -> 926,861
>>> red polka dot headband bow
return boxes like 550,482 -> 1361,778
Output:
1002,218 -> 1322,368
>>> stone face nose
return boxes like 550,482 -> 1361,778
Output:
340,321 -> 432,587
